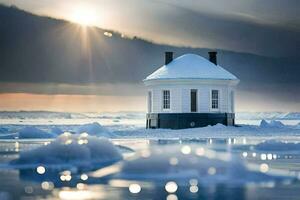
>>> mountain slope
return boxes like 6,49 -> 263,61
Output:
0,5 -> 299,95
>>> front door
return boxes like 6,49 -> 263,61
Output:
191,89 -> 197,112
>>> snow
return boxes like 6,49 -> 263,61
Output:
11,133 -> 122,167
113,123 -> 300,139
0,112 -> 300,140
144,54 -> 238,81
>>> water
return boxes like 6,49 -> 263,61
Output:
1,137 -> 300,200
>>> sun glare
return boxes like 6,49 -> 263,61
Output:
70,5 -> 97,26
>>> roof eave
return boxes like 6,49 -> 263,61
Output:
143,78 -> 240,86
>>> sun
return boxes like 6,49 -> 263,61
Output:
70,5 -> 97,26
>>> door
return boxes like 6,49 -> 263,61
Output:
191,89 -> 197,112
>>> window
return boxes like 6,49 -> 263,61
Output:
163,90 -> 170,109
148,91 -> 152,113
190,89 -> 197,112
211,90 -> 219,109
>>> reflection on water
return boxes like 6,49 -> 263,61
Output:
0,138 -> 300,200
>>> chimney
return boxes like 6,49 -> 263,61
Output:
208,51 -> 217,65
165,52 -> 173,65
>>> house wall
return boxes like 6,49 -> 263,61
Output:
147,83 -> 236,114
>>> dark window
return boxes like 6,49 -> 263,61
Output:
191,89 -> 197,112
163,90 -> 170,109
212,90 -> 219,109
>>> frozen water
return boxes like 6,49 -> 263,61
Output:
0,111 -> 300,199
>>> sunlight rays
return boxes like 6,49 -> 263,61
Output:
69,4 -> 98,26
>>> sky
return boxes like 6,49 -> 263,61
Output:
0,0 -> 299,112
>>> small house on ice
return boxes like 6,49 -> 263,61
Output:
143,52 -> 239,129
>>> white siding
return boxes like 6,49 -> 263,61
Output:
147,83 -> 235,113
181,88 -> 190,112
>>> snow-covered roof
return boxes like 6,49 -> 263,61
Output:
144,54 -> 238,81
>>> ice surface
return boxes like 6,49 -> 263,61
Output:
114,145 -> 292,184
145,54 -> 238,81
12,133 -> 122,167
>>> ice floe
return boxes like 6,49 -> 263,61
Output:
11,133 -> 122,168
76,122 -> 111,136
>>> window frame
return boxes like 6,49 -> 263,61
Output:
211,89 -> 220,111
162,90 -> 171,110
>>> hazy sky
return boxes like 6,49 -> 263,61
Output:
0,0 -> 299,112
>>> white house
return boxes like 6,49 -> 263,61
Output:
143,51 -> 239,129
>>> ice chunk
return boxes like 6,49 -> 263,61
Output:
18,126 -> 55,139
260,120 -> 269,128
12,133 -> 122,167
76,122 -> 110,136
269,120 -> 285,128
113,145 -> 291,185
260,120 -> 285,128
